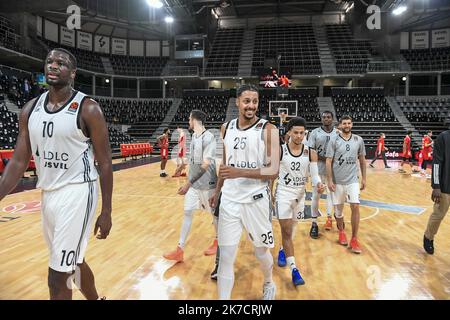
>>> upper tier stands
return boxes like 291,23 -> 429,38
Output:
401,47 -> 450,71
0,15 -> 46,59
99,97 -> 172,125
110,55 -> 169,77
332,88 -> 404,150
205,28 -> 244,77
42,40 -> 169,76
326,25 -> 373,74
397,96 -> 450,139
43,40 -> 105,73
252,25 -> 321,75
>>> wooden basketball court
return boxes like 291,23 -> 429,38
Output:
1,159 -> 449,300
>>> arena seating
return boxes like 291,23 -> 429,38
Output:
99,97 -> 171,125
0,99 -> 18,150
401,47 -> 450,71
172,91 -> 228,124
108,126 -> 134,149
0,67 -> 41,107
332,88 -> 404,151
252,24 -> 321,75
42,40 -> 105,73
205,28 -> 244,77
109,55 -> 169,77
326,24 -> 374,74
0,15 -> 46,59
120,143 -> 152,160
397,96 -> 450,139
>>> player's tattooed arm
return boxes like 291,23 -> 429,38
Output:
209,124 -> 226,208
0,99 -> 35,201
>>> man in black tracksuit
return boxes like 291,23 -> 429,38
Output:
424,129 -> 450,254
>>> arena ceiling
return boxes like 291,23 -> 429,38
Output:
0,0 -> 448,38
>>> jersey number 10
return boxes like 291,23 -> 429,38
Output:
42,121 -> 54,138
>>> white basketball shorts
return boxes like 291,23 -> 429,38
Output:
184,187 -> 214,213
41,181 -> 98,273
275,187 -> 306,220
218,192 -> 274,248
331,182 -> 360,205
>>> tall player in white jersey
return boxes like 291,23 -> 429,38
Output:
0,49 -> 113,300
209,84 -> 280,300
163,110 -> 218,262
307,111 -> 338,238
326,115 -> 366,254
273,117 -> 324,286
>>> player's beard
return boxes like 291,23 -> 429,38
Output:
343,127 -> 351,134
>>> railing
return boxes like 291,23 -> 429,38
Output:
161,65 -> 199,78
367,61 -> 411,73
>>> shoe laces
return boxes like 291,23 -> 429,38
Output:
263,283 -> 275,300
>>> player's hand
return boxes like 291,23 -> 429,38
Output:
219,165 -> 240,179
316,182 -> 325,194
94,211 -> 112,239
177,182 -> 191,195
360,179 -> 366,191
209,192 -> 219,208
431,189 -> 441,204
328,181 -> 336,192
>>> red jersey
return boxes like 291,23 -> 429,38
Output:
160,135 -> 169,149
422,136 -> 433,160
376,137 -> 385,154
178,134 -> 186,157
403,135 -> 412,158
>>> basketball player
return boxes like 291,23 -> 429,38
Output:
369,133 -> 390,169
172,126 -> 187,177
209,84 -> 280,300
157,128 -> 170,177
0,48 -> 113,300
421,130 -> 433,177
326,115 -> 366,254
273,117 -> 324,286
307,111 -> 338,238
423,129 -> 450,254
399,130 -> 416,173
163,110 -> 218,262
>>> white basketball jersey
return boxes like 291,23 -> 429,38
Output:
222,118 -> 269,203
276,143 -> 311,200
28,90 -> 98,191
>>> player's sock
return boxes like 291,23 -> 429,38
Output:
311,189 -> 320,219
286,256 -> 297,272
213,216 -> 218,236
255,247 -> 273,284
218,245 -> 238,299
178,210 -> 194,250
326,193 -> 333,217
